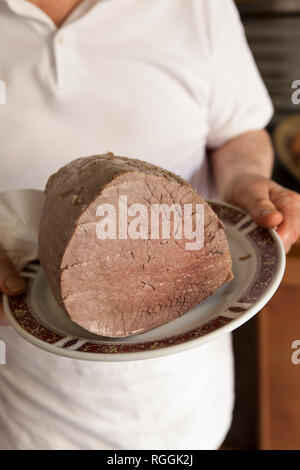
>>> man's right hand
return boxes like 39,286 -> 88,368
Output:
0,245 -> 26,326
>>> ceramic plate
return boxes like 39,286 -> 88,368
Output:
3,201 -> 286,362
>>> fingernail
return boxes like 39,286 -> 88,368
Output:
5,275 -> 26,293
260,209 -> 278,217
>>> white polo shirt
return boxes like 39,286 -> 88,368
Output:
0,0 -> 273,450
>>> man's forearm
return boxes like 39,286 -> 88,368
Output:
211,129 -> 274,199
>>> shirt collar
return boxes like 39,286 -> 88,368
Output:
1,0 -> 107,30
2,0 -> 57,29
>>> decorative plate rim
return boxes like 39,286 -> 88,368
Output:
3,200 -> 286,362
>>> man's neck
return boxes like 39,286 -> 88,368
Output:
27,0 -> 84,26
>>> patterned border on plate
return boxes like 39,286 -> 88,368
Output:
208,202 -> 245,226
6,203 -> 279,354
8,288 -> 64,344
7,290 -> 232,353
238,227 -> 278,304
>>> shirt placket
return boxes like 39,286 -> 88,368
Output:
53,27 -> 85,93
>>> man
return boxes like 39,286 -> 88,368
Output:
0,0 -> 299,450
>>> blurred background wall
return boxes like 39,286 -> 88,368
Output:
224,0 -> 300,450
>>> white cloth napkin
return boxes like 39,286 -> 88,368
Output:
0,189 -> 45,271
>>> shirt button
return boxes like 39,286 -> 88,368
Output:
58,35 -> 65,45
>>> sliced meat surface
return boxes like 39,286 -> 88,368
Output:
39,153 -> 233,337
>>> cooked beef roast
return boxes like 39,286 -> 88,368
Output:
39,153 -> 233,337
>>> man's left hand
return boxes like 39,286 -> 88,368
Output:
224,174 -> 300,253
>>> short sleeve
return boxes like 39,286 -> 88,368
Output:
206,0 -> 274,149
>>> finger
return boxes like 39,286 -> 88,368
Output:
0,300 -> 9,326
251,203 -> 283,228
0,245 -> 26,296
271,190 -> 300,252
228,177 -> 283,228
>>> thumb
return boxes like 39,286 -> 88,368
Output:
226,177 -> 283,228
0,245 -> 26,296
